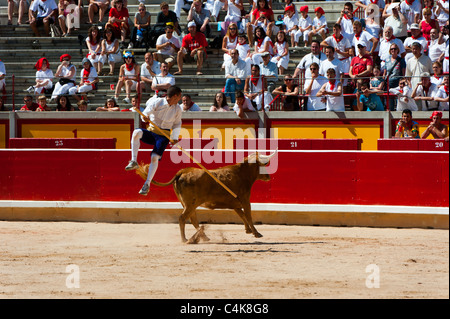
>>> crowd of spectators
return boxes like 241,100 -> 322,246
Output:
0,0 -> 448,133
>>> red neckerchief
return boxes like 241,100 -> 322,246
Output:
444,85 -> 449,95
229,35 -> 237,43
251,76 -> 259,87
329,81 -> 335,91
333,34 -> 343,43
411,34 -> 421,40
83,67 -> 91,83
125,62 -> 134,72
256,38 -> 264,48
385,35 -> 395,42
399,89 -> 403,94
38,104 -> 45,111
355,32 -> 361,41
405,0 -> 414,5
434,74 -> 441,80
370,0 -> 379,3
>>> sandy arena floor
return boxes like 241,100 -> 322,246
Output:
0,221 -> 448,299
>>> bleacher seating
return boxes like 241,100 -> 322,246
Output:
0,0 -> 354,111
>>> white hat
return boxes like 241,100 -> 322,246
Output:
187,21 -> 196,28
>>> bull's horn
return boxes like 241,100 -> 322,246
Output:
258,149 -> 278,163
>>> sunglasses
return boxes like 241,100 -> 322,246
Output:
229,28 -> 237,30
310,67 -> 318,70
285,79 -> 293,81
24,99 -> 32,102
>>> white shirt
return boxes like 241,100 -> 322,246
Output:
434,86 -> 449,111
143,96 -> 182,140
415,83 -> 439,111
352,30 -> 374,54
399,0 -> 422,31
233,97 -> 256,114
324,81 -> 345,112
180,103 -> 202,112
225,58 -> 248,80
379,37 -> 406,61
36,68 -> 53,86
298,15 -> 312,30
156,34 -> 181,56
80,67 -> 98,84
141,61 -> 161,81
283,15 -> 298,33
428,39 -> 446,62
340,17 -> 359,39
296,52 -> 327,80
227,0 -> 241,18
313,15 -> 327,31
30,0 -> 58,19
436,0 -> 449,25
304,75 -> 327,110
323,35 -> 352,60
403,36 -> 428,63
319,58 -> 345,80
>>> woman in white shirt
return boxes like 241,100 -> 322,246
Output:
51,54 -> 76,101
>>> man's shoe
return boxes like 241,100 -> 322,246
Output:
139,183 -> 150,196
125,160 -> 139,171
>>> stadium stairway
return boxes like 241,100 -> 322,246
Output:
0,0 -> 356,111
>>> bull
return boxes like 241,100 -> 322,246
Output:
136,152 -> 277,243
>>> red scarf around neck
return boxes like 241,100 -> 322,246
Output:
329,81 -> 336,91
355,32 -> 361,41
83,67 -> 91,83
251,76 -> 260,87
405,0 -> 414,5
256,38 -> 264,48
444,85 -> 449,95
125,63 -> 134,72
333,34 -> 343,43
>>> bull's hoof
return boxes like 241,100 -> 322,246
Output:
254,232 -> 263,238
245,229 -> 252,234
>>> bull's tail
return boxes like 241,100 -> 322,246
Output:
135,164 -> 176,187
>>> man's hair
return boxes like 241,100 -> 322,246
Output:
167,86 -> 182,98
402,109 -> 412,116
344,2 -> 353,11
326,68 -> 336,75
160,2 -> 169,9
182,94 -> 191,99
235,90 -> 245,99
325,46 -> 335,53
333,23 -> 341,30
411,42 -> 422,49
353,20 -> 362,28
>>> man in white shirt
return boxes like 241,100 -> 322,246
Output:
405,42 -> 433,89
428,28 -> 446,63
399,0 -> 422,32
180,94 -> 202,112
411,72 -> 439,111
154,25 -> 181,70
233,90 -> 256,118
304,62 -> 327,111
224,49 -> 248,103
403,23 -> 428,63
352,20 -> 378,55
336,2 -> 360,40
319,46 -> 345,83
379,25 -> 406,61
29,0 -> 58,37
147,61 -> 175,104
293,41 -> 327,80
125,86 -> 183,196
435,0 -> 449,28
321,23 -> 352,73
140,52 -> 161,93
383,3 -> 408,40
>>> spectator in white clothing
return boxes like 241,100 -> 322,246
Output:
304,62 -> 327,111
411,72 -> 439,111
154,25 -> 181,71
140,52 -> 161,93
403,23 -> 428,63
180,94 -> 202,112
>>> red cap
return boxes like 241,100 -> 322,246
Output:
285,5 -> 295,13
430,111 -> 443,119
300,6 -> 308,13
34,57 -> 50,70
60,54 -> 71,62
315,7 -> 325,15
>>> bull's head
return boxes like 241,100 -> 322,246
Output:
245,150 -> 278,181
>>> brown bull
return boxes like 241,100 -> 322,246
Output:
136,152 -> 276,243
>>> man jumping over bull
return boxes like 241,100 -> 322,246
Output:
124,86 -> 183,195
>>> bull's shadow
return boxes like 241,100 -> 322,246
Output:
188,241 -> 326,254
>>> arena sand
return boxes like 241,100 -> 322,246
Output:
0,221 -> 448,299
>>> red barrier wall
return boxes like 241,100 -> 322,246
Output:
234,138 -> 362,150
0,149 -> 448,207
9,138 -> 117,149
378,139 -> 449,151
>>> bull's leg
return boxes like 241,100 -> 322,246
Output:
179,205 -> 197,243
233,208 -> 252,234
190,213 -> 210,242
242,204 -> 263,238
